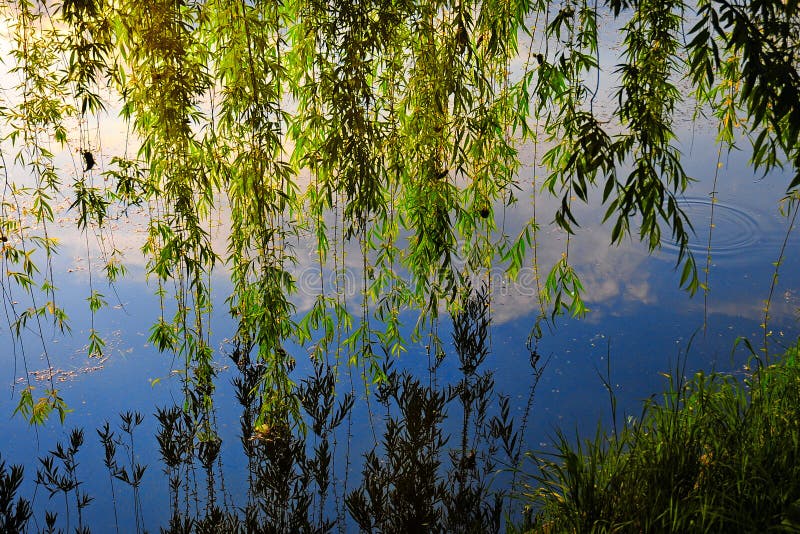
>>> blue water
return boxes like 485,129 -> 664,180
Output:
1,124 -> 797,530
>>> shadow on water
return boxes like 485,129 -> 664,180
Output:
0,284 -> 547,533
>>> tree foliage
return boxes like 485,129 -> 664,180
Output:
0,0 -> 798,423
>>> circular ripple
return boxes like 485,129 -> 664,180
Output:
659,197 -> 772,260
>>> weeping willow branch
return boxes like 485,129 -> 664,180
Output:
0,0 -> 798,424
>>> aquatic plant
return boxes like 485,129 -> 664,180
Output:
525,340 -> 800,532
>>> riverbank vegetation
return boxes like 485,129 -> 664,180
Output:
524,341 -> 800,532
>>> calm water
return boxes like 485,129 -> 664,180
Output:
1,123 -> 797,530
1,19 -> 799,530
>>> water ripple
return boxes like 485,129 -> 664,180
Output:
659,197 -> 779,263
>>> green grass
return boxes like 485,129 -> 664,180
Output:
523,340 -> 800,533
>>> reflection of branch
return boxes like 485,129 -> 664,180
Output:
510,334 -> 550,497
763,193 -> 799,361
703,146 -> 723,334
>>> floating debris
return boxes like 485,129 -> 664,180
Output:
26,361 -> 106,384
